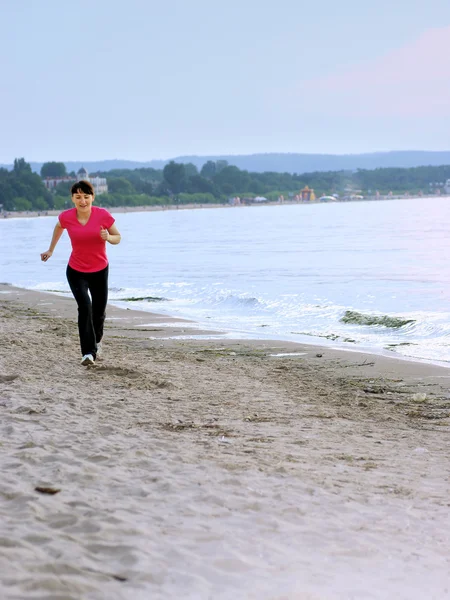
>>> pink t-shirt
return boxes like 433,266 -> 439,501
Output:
59,206 -> 115,273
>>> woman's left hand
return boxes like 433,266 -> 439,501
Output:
100,227 -> 109,241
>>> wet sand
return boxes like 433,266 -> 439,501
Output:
0,284 -> 449,599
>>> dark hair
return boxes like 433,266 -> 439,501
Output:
71,180 -> 94,196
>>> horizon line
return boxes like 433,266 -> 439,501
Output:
3,149 -> 450,165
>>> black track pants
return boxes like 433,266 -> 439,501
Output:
66,264 -> 109,358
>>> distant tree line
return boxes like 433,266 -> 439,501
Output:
1,158 -> 450,212
0,159 -> 53,211
92,161 -> 450,208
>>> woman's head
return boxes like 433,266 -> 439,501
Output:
71,180 -> 95,212
71,180 -> 94,196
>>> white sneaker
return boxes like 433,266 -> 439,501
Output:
81,354 -> 95,366
96,342 -> 103,357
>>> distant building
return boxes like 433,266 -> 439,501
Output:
445,179 -> 450,194
300,186 -> 316,202
43,176 -> 76,191
76,167 -> 108,195
42,167 -> 108,195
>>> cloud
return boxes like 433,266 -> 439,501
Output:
300,26 -> 450,117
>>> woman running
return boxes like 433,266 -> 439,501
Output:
40,180 -> 121,366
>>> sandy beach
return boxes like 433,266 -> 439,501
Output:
1,194 -> 434,221
0,204 -> 231,220
0,284 -> 449,599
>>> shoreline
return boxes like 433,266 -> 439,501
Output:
1,194 -> 447,220
2,281 -> 450,383
1,284 -> 450,598
4,282 -> 450,371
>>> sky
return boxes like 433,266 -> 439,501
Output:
1,0 -> 450,163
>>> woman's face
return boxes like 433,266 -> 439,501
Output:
72,191 -> 94,212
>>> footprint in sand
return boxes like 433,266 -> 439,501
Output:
93,366 -> 142,379
93,365 -> 174,389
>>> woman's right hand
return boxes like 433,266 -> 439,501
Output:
40,250 -> 53,262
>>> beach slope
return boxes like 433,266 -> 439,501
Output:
0,285 -> 449,599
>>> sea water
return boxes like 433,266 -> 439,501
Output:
1,197 -> 450,364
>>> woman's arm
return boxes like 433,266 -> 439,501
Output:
41,222 -> 64,261
100,223 -> 121,245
